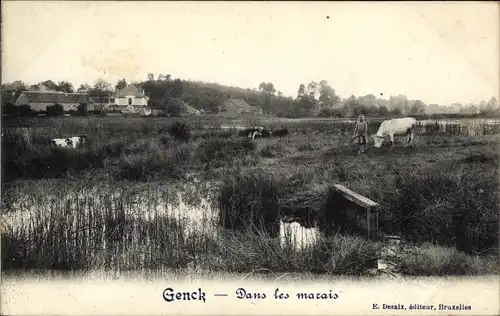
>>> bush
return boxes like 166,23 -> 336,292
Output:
46,104 -> 64,117
218,170 -> 281,237
168,121 -> 191,141
7,104 -> 38,117
76,103 -> 88,116
317,107 -> 342,118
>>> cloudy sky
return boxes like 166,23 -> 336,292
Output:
2,1 -> 498,105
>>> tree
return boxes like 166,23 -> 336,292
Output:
169,79 -> 183,98
258,82 -> 276,95
409,100 -> 427,114
342,95 -> 358,117
77,83 -> 91,93
258,82 -> 276,114
115,78 -> 127,91
478,100 -> 488,113
147,73 -> 155,81
296,94 -> 316,117
165,98 -> 185,117
158,74 -> 171,81
306,81 -> 318,99
318,80 -> 340,107
88,78 -> 113,111
57,81 -> 74,93
93,78 -> 112,92
297,84 -> 305,98
41,80 -> 58,91
486,96 -> 498,111
1,81 -> 27,105
378,106 -> 389,117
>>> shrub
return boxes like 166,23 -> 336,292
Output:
8,104 -> 38,117
46,104 -> 64,117
76,103 -> 88,116
168,121 -> 191,141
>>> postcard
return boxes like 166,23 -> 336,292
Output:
1,1 -> 499,315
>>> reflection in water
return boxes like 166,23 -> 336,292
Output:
2,188 -> 318,250
279,220 -> 320,250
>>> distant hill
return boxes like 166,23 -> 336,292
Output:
135,79 -> 267,115
3,76 -> 497,118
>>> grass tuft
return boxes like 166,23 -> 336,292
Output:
218,169 -> 281,237
398,243 -> 499,276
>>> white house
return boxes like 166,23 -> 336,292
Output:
113,84 -> 150,113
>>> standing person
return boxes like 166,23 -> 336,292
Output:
353,114 -> 368,154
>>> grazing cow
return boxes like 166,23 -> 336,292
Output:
371,117 -> 417,150
51,134 -> 88,149
246,126 -> 271,139
248,130 -> 261,139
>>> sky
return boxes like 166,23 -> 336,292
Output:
2,1 -> 499,106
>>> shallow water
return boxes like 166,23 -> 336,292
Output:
2,183 -> 319,250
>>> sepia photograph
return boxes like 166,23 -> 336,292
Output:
1,1 -> 499,315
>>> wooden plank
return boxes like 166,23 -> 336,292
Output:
333,184 -> 380,210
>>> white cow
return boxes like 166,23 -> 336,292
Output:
371,117 -> 417,150
51,134 -> 88,149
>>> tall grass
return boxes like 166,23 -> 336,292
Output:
204,230 -> 381,274
387,165 -> 498,255
2,179 -> 381,275
398,243 -> 499,276
195,138 -> 257,170
218,169 -> 281,238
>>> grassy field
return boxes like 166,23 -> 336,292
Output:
1,115 -> 499,277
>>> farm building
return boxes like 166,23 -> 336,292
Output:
218,99 -> 263,116
110,84 -> 152,115
14,91 -> 94,112
113,84 -> 149,108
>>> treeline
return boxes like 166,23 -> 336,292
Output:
2,75 -> 499,118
